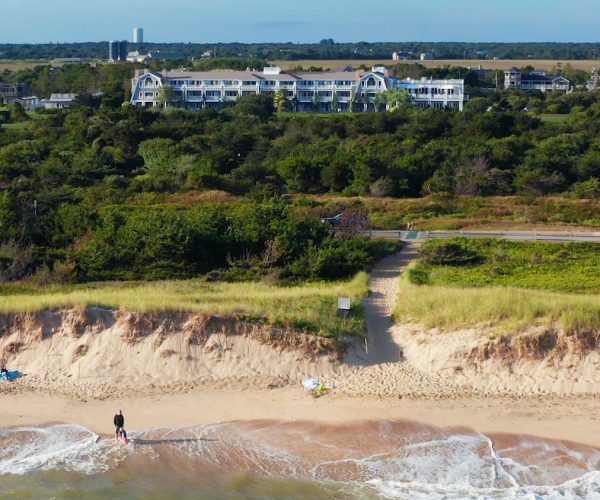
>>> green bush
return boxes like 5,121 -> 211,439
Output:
420,239 -> 482,266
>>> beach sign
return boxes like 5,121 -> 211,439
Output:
337,297 -> 351,318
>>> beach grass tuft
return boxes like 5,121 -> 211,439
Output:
0,273 -> 369,343
395,271 -> 600,334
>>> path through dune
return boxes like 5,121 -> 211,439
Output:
335,243 -> 468,398
363,243 -> 420,364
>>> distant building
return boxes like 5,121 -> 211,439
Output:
127,50 -> 151,63
130,66 -> 466,112
108,40 -> 128,62
504,68 -> 570,92
468,65 -> 494,81
587,69 -> 600,91
0,83 -> 18,104
392,51 -> 413,61
52,58 -> 89,64
18,96 -> 42,111
420,51 -> 435,61
148,50 -> 185,61
45,93 -> 78,109
133,27 -> 143,46
0,82 -> 29,104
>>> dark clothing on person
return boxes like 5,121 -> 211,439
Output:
114,414 -> 124,428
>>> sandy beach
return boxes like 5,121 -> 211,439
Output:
2,245 -> 600,449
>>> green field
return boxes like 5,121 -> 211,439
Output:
411,239 -> 600,293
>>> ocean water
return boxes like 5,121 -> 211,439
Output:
2,420 -> 600,499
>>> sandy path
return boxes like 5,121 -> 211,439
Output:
363,243 -> 420,363
336,243 -> 465,398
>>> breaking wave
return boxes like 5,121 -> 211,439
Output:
2,420 -> 600,498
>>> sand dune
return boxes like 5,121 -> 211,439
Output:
2,247 -> 600,447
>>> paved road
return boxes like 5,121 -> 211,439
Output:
372,229 -> 600,243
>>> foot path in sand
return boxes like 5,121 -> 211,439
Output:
338,243 -> 468,399
363,243 -> 420,364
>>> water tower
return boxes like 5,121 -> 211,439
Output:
133,27 -> 143,48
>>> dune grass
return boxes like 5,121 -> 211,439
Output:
395,269 -> 600,334
0,273 -> 369,341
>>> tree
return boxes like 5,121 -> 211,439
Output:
231,94 -> 274,122
274,88 -> 289,112
9,103 -> 28,122
156,84 -> 175,109
374,89 -> 412,112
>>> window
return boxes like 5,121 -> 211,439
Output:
206,90 -> 221,97
242,81 -> 257,86
225,90 -> 238,97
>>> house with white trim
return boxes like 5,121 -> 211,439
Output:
130,66 -> 466,112
504,68 -> 570,92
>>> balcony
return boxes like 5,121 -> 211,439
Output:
412,94 -> 464,101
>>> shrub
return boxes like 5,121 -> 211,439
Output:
370,177 -> 396,198
420,239 -> 482,266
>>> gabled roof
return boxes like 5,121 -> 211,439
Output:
521,73 -> 569,83
49,93 -> 77,102
162,69 -> 360,82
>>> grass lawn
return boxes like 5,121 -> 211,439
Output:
396,238 -> 600,333
0,59 -> 54,71
539,114 -> 569,124
277,111 -> 352,118
0,121 -> 30,130
0,273 -> 369,342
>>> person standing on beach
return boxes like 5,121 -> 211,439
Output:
114,410 -> 125,439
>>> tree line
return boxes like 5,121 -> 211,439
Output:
4,41 -> 600,61
1,68 -> 600,283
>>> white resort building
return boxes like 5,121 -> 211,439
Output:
130,66 -> 466,112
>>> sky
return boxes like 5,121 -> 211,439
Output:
1,0 -> 600,44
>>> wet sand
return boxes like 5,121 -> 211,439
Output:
1,388 -> 600,448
